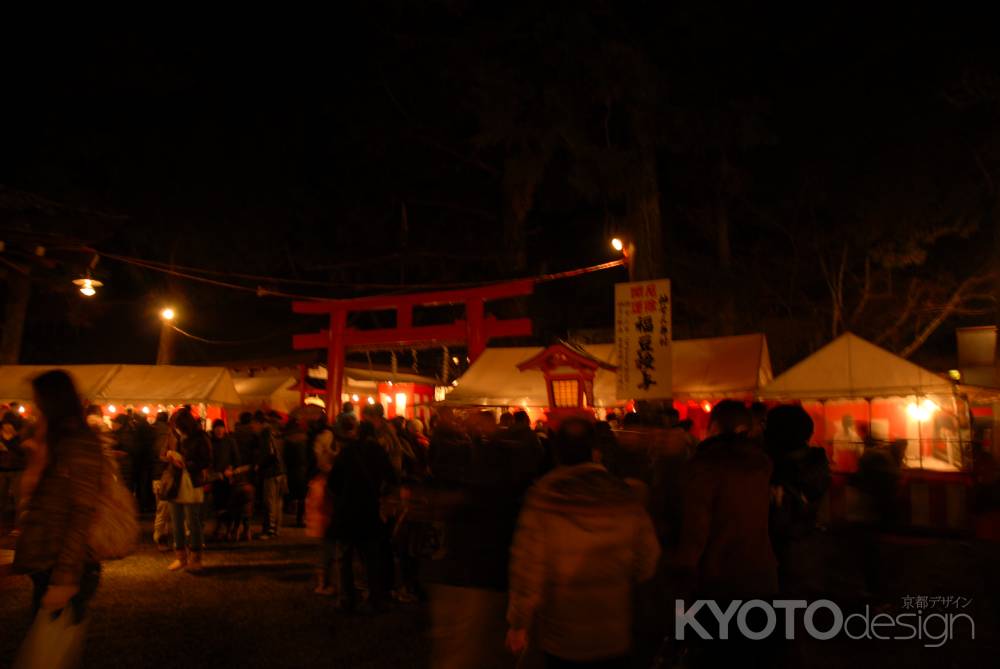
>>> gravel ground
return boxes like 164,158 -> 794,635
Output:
2,521 -> 997,668
0,520 -> 429,669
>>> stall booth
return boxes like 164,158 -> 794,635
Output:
760,333 -> 985,532
442,333 -> 773,434
0,364 -> 244,425
289,366 -> 439,423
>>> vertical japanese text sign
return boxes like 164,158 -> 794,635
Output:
615,279 -> 671,400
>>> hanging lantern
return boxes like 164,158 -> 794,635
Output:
72,276 -> 103,297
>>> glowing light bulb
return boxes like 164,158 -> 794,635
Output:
73,276 -> 102,296
108,404 -> 117,414
611,237 -> 624,252
906,399 -> 938,422
701,401 -> 712,413
160,307 -> 175,321
451,356 -> 460,365
351,394 -> 359,402
17,405 -> 25,414
141,406 -> 150,415
367,396 -> 375,405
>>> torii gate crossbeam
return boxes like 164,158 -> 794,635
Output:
292,280 -> 534,419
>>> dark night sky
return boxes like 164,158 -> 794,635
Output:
2,6 -> 1000,373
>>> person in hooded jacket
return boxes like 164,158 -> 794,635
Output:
506,418 -> 660,668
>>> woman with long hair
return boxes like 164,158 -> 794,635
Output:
13,370 -> 103,656
165,408 -> 212,571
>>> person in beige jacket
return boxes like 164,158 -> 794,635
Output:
506,418 -> 660,668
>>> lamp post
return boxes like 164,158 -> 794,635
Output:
156,307 -> 176,365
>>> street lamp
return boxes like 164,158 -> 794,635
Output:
156,306 -> 177,365
611,236 -> 636,280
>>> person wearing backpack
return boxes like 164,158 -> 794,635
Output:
12,370 -> 103,665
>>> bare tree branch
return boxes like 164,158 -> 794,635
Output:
898,273 -> 997,358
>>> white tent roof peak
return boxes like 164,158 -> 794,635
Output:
443,333 -> 771,407
761,332 -> 953,400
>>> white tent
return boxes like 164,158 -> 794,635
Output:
0,365 -> 121,404
0,364 -> 244,407
232,372 -> 300,413
760,332 -> 954,400
444,333 -> 772,407
96,365 -> 243,406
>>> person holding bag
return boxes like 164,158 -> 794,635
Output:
12,370 -> 103,669
165,408 -> 212,572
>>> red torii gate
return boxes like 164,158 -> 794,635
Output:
293,280 -> 534,419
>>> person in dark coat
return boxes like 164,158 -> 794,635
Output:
225,413 -> 257,542
253,411 -> 286,539
111,413 -> 137,496
672,400 -> 777,668
428,408 -> 473,483
132,414 -> 157,513
850,438 -> 906,602
209,419 -> 241,541
326,421 -> 397,612
765,404 -> 831,594
283,418 -> 310,528
416,414 -> 531,669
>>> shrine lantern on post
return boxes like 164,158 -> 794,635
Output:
516,341 -> 617,428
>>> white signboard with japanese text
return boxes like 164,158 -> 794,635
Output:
615,279 -> 672,400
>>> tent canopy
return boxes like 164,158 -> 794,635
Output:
0,364 -> 244,407
761,333 -> 954,400
232,372 -> 301,413
444,334 -> 772,407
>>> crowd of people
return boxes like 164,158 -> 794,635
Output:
289,398 -> 838,668
15,374 -> 966,668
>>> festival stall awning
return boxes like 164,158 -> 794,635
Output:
0,364 -> 244,407
443,333 -> 772,407
96,365 -> 244,406
0,364 -> 122,404
760,332 -> 954,400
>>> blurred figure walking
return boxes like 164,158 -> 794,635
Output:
506,418 -> 660,668
13,371 -> 103,668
